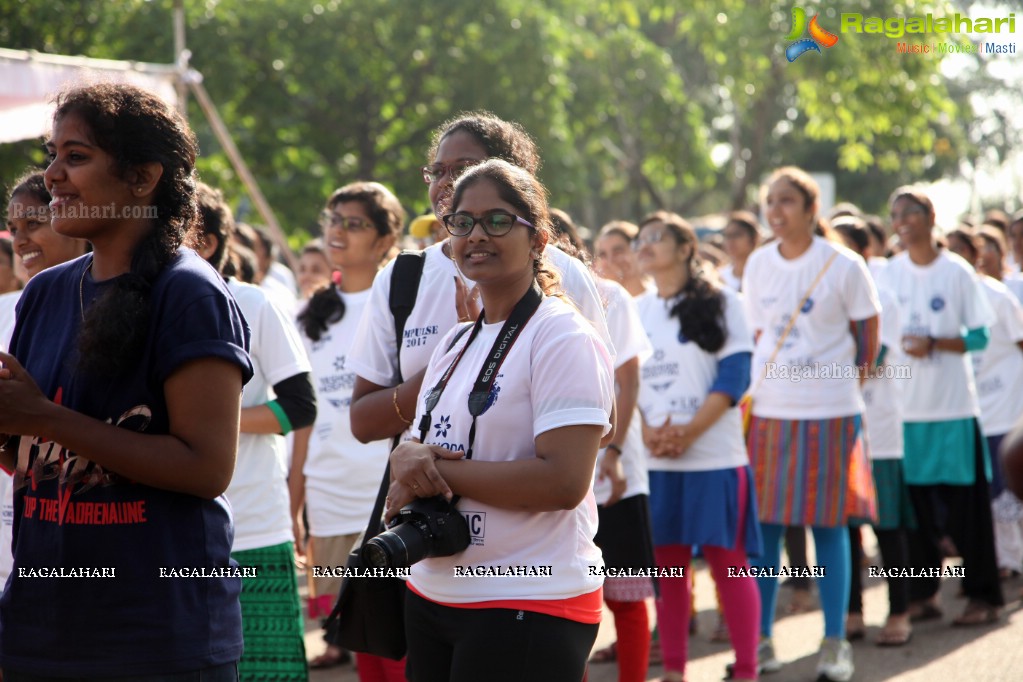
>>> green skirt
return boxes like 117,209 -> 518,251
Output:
869,459 -> 917,530
232,541 -> 308,682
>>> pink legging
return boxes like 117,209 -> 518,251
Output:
653,471 -> 761,679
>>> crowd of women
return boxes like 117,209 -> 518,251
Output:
0,81 -> 1021,682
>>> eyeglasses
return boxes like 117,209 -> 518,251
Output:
889,206 -> 926,221
422,160 -> 479,185
442,211 -> 534,237
319,212 -> 375,232
632,230 -> 667,250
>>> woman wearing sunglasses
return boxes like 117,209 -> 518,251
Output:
382,159 -> 613,681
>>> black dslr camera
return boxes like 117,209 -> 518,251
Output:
362,496 -> 470,569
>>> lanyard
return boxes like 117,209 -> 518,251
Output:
417,282 -> 544,463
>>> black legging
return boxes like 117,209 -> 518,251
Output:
404,589 -> 599,682
906,427 -> 1004,607
848,526 -> 911,615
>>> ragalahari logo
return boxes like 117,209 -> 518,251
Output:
784,7 -> 839,61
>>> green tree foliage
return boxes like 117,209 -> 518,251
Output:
0,0 -> 993,236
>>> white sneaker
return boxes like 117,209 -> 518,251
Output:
758,637 -> 783,674
816,638 -> 854,682
725,637 -> 782,678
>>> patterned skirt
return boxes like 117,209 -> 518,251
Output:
232,541 -> 309,682
748,415 -> 877,527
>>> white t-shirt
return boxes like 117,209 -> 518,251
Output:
0,290 -> 22,352
861,286 -> 904,459
408,296 -> 614,603
877,251 -> 994,422
226,279 -> 311,552
637,286 -> 753,471
1004,274 -> 1023,306
718,264 -> 741,291
868,256 -> 889,281
300,288 -> 391,536
971,276 -> 1023,436
742,237 -> 881,420
0,290 -> 22,588
349,241 -> 613,411
592,278 -> 653,504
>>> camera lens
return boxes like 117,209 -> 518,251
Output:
362,540 -> 393,569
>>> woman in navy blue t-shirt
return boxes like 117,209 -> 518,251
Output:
0,83 -> 252,680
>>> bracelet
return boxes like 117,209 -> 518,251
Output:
393,387 -> 413,427
605,443 -> 623,456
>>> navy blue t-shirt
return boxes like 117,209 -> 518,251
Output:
0,248 -> 253,676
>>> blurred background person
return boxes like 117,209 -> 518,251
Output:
290,181 -> 402,678
193,181 -> 316,682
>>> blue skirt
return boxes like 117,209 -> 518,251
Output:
648,465 -> 763,557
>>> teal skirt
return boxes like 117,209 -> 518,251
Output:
903,418 -> 991,486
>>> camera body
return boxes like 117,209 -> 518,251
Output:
362,496 -> 470,569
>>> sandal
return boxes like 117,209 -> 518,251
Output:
846,613 -> 865,641
785,587 -> 814,614
309,647 -> 351,669
876,615 -> 913,647
590,642 -> 617,663
907,600 -> 943,622
952,601 -> 1000,627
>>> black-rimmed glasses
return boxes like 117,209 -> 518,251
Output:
319,211 -> 375,232
422,160 -> 479,185
442,211 -> 534,237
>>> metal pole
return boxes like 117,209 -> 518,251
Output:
186,75 -> 298,273
173,0 -> 187,119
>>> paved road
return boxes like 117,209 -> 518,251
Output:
305,542 -> 1023,681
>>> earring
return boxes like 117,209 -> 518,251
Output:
136,187 -> 144,194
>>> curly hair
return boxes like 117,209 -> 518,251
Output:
7,170 -> 51,206
640,210 -> 726,353
298,181 -> 404,342
450,159 -> 560,296
192,182 -> 235,274
428,112 -> 540,175
52,83 -> 198,377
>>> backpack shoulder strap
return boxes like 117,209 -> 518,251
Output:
389,250 -> 426,383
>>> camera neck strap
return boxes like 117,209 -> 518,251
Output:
417,282 -> 544,462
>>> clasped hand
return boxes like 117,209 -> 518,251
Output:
384,439 -> 464,522
642,416 -> 695,459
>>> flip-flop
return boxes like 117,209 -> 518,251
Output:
876,626 -> 913,647
908,602 -> 943,622
952,602 -> 1000,627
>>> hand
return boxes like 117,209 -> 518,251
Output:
384,440 -> 463,522
597,451 -> 627,506
642,416 -> 675,458
660,423 -> 697,459
900,335 -> 932,358
454,276 -> 480,323
292,515 -> 307,567
0,352 -> 48,435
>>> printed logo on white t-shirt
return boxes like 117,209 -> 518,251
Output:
930,296 -> 945,311
801,297 -> 815,313
462,510 -> 486,546
404,325 -> 440,349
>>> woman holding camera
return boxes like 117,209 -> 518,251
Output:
380,160 -> 613,682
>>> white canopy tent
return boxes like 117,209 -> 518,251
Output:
0,47 -> 294,270
0,48 -> 179,145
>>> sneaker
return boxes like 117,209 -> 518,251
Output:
758,637 -> 783,674
725,637 -> 782,678
816,638 -> 854,682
